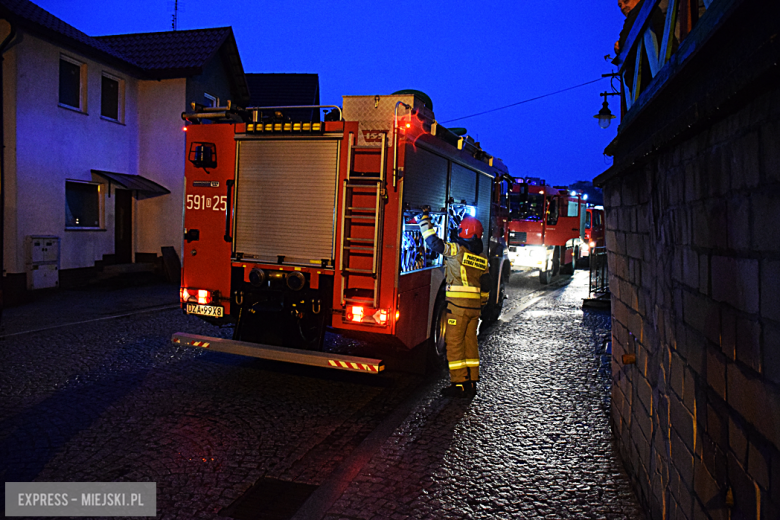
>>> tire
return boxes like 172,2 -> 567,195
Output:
426,291 -> 448,373
539,266 -> 552,285
552,246 -> 561,276
560,247 -> 574,275
481,264 -> 507,324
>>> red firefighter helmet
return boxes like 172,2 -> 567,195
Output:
458,216 -> 484,239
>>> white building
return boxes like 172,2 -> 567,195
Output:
0,0 -> 250,303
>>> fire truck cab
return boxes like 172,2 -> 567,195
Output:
505,179 -> 588,284
172,92 -> 512,373
577,206 -> 605,263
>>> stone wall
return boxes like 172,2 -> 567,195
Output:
601,85 -> 780,519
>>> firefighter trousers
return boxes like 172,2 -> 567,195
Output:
444,303 -> 481,383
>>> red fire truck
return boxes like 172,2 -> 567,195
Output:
505,179 -> 588,284
580,206 -> 605,261
172,92 -> 513,373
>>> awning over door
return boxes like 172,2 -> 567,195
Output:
91,170 -> 171,197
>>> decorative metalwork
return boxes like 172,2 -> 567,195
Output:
616,0 -> 711,112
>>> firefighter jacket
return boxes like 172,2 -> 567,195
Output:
419,215 -> 491,312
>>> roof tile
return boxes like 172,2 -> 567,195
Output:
96,28 -> 231,71
0,0 -> 130,63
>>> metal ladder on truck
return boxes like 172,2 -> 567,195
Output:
338,132 -> 387,310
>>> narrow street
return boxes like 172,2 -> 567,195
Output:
0,270 -> 643,519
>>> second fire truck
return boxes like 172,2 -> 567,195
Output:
172,92 -> 513,373
505,178 -> 588,284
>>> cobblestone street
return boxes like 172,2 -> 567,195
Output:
0,271 -> 644,519
319,272 -> 644,519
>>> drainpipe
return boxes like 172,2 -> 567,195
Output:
0,20 -> 17,324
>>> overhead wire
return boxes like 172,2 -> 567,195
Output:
441,77 -> 606,124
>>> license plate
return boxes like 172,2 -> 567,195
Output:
186,303 -> 224,318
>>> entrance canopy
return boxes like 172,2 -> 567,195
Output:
91,170 -> 170,198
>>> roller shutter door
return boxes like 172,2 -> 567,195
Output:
450,163 -> 477,205
402,146 -> 448,211
234,139 -> 339,264
477,172 -> 493,252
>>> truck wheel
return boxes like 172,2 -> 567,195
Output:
482,265 -> 507,324
539,266 -> 552,285
552,246 -> 561,276
426,292 -> 448,373
560,247 -> 574,275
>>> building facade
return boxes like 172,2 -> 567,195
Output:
0,0 -> 249,302
595,0 -> 779,518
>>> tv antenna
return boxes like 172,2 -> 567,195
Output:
167,0 -> 184,31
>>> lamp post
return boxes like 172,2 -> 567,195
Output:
594,91 -> 619,129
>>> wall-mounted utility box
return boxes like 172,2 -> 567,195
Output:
25,235 -> 60,290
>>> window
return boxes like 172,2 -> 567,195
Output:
65,181 -> 102,228
101,73 -> 124,121
594,211 -> 603,228
59,56 -> 86,111
567,200 -> 579,217
509,192 -> 544,221
204,93 -> 218,107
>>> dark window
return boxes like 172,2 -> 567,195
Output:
101,75 -> 119,120
59,59 -> 81,108
66,182 -> 100,227
509,192 -> 544,221
546,198 -> 559,226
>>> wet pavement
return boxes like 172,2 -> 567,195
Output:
0,270 -> 644,519
319,272 -> 643,519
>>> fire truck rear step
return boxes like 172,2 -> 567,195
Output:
172,333 -> 384,373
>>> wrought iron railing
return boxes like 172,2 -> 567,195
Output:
589,246 -> 610,298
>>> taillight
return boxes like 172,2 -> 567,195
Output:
349,306 -> 364,322
589,241 -> 596,248
180,287 -> 212,305
345,305 -> 389,326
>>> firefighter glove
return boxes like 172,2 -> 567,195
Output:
419,212 -> 432,230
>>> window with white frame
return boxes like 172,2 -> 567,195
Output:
59,55 -> 87,111
204,93 -> 218,107
65,181 -> 103,228
101,72 -> 125,122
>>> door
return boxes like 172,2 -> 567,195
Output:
114,189 -> 132,263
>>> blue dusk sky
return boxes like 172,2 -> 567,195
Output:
34,0 -> 627,187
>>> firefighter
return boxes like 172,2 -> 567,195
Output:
419,209 -> 491,398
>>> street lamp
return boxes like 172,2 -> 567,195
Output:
594,92 -> 618,129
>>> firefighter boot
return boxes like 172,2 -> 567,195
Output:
440,382 -> 468,398
465,381 -> 477,398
